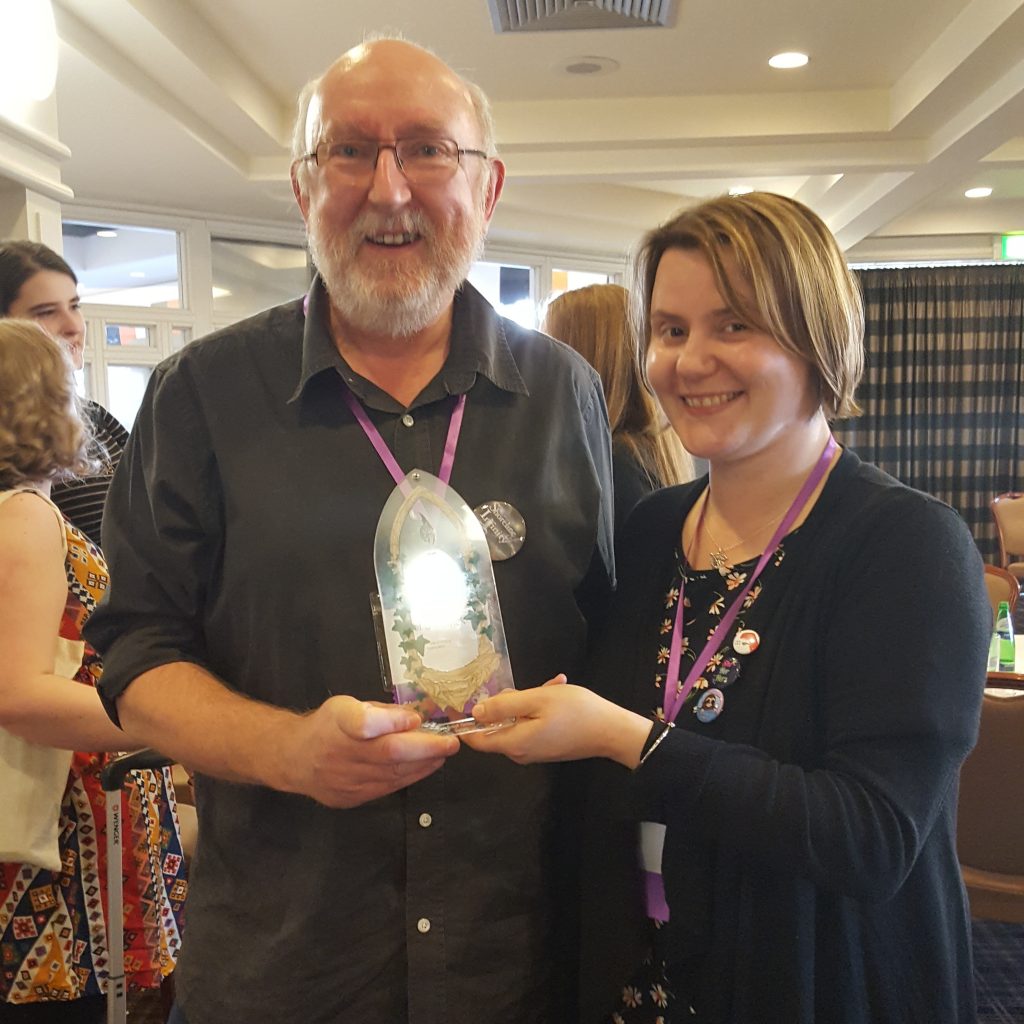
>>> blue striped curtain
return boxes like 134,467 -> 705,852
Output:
833,265 -> 1024,562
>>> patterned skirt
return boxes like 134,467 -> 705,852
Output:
0,756 -> 187,1005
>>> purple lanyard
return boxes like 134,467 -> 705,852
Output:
341,388 -> 466,495
301,289 -> 466,491
662,436 -> 838,724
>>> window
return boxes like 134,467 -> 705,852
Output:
105,322 -> 154,349
211,238 -> 310,321
468,261 -> 535,328
170,326 -> 191,352
105,364 -> 152,430
549,267 -> 610,297
62,222 -> 181,308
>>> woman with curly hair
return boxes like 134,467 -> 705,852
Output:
0,321 -> 186,1023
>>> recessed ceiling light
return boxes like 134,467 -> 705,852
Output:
729,185 -> 754,196
559,55 -> 619,76
129,271 -> 146,278
95,229 -> 118,238
769,51 -> 809,69
964,186 -> 993,198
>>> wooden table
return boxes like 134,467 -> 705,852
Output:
985,671 -> 1024,698
986,670 -> 1024,684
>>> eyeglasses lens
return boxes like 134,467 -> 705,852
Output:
316,139 -> 461,184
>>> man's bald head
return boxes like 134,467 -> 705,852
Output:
290,37 -> 496,190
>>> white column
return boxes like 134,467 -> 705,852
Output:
0,0 -> 72,247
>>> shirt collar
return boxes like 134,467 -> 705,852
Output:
289,276 -> 528,407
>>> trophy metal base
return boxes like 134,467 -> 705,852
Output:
419,717 -> 514,736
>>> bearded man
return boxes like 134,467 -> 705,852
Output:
86,37 -> 614,1024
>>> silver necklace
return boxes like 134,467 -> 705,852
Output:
701,494 -> 787,575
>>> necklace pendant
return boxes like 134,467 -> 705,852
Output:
710,548 -> 731,575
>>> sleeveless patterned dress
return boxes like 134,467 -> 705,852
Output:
0,490 -> 188,1006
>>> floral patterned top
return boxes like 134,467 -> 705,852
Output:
0,493 -> 187,1005
651,545 -> 788,726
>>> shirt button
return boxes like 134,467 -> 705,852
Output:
418,812 -> 433,828
416,917 -> 431,934
401,413 -> 414,427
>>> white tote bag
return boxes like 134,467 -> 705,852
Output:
0,489 -> 81,871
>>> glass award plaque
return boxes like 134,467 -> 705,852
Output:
371,469 -> 515,734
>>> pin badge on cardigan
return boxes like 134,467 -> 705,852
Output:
694,637 -> 757,723
695,687 -> 726,723
733,628 -> 760,655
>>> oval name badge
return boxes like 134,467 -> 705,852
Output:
473,501 -> 526,561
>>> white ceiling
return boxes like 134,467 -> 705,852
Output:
51,0 -> 1024,262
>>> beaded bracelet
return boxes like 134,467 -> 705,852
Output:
635,720 -> 675,770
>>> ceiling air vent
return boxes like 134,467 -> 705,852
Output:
488,0 -> 677,33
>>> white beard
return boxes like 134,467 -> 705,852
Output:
308,203 -> 486,338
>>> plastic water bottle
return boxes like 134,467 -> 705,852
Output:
995,600 -> 1015,671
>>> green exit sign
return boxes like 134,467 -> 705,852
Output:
1002,234 -> 1024,259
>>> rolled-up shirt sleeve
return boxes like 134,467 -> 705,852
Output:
86,356 -> 222,724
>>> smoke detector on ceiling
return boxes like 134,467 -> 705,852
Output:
488,0 -> 677,33
560,55 -> 620,75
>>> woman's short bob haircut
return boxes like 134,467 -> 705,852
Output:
0,320 -> 94,489
632,191 -> 864,419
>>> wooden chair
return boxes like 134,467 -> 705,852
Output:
957,691 -> 1024,922
991,492 -> 1024,585
983,564 -> 1019,626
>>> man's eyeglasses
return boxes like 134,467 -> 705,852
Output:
300,138 -> 489,185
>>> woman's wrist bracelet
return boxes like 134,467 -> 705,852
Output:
635,720 -> 675,770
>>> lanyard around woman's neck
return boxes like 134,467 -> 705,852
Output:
341,387 -> 467,497
662,435 -> 838,724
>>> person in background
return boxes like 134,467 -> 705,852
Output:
85,36 -> 613,1024
0,241 -> 128,547
542,284 -> 692,531
468,192 -> 989,1023
0,320 -> 186,1023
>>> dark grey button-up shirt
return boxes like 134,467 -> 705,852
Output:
87,279 -> 614,1024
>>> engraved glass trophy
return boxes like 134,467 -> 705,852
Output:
371,469 -> 515,734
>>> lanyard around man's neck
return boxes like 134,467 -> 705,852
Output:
303,288 -> 467,494
341,387 -> 467,497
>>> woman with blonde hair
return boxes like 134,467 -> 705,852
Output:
470,194 -> 987,1022
0,321 -> 185,1023
543,284 -> 691,529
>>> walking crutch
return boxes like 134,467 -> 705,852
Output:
101,749 -> 175,1024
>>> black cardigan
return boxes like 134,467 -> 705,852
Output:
576,448 -> 989,1023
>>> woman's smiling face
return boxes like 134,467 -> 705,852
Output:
646,246 -> 819,470
6,269 -> 86,371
